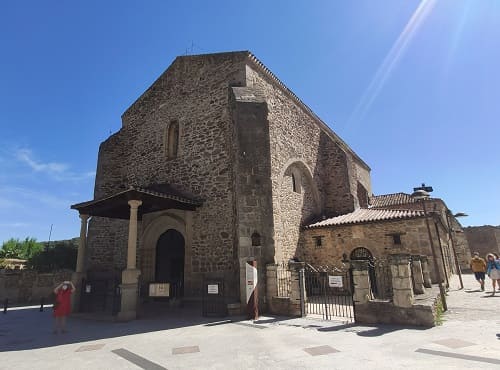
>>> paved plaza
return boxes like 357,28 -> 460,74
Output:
1,273 -> 499,369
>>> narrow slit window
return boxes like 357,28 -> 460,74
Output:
166,121 -> 179,159
292,171 -> 301,193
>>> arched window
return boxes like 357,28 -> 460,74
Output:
350,247 -> 373,261
165,121 -> 179,159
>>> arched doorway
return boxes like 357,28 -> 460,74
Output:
155,229 -> 185,297
350,247 -> 377,296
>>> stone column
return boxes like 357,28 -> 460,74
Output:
389,254 -> 414,308
266,264 -> 278,303
118,199 -> 142,321
420,255 -> 432,288
126,200 -> 142,269
288,261 -> 306,317
71,214 -> 88,312
410,256 -> 425,294
351,260 -> 371,305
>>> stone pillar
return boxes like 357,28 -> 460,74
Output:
118,199 -> 142,321
71,214 -> 88,312
75,214 -> 89,273
266,264 -> 278,303
410,256 -> 425,294
420,255 -> 432,288
351,260 -> 371,305
389,254 -> 414,308
288,261 -> 306,317
126,200 -> 142,270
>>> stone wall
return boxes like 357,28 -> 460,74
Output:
0,269 -> 72,304
299,217 -> 453,283
464,225 -> 500,260
245,61 -> 371,263
88,52 -> 250,300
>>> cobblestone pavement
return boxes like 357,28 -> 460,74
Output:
1,273 -> 499,369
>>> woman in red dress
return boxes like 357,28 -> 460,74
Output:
53,281 -> 75,334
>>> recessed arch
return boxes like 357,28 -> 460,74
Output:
277,158 -> 320,212
155,229 -> 185,297
165,120 -> 180,159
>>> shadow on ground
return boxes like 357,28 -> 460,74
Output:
0,303 -> 237,353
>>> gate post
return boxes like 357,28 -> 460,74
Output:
266,264 -> 278,304
351,260 -> 371,305
288,261 -> 305,317
410,255 -> 425,294
420,255 -> 432,288
389,254 -> 414,308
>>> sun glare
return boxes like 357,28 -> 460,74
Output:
345,0 -> 437,130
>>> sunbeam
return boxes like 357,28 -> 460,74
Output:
344,0 -> 437,131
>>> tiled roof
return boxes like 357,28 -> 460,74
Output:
370,193 -> 416,208
305,208 -> 425,229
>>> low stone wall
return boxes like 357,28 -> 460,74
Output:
268,296 -> 289,315
0,269 -> 72,305
355,286 -> 440,327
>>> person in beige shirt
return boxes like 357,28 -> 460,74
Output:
470,252 -> 486,291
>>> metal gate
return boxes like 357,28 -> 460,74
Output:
80,277 -> 121,315
202,278 -> 227,317
304,265 -> 355,322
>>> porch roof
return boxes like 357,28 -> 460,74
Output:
70,184 -> 203,220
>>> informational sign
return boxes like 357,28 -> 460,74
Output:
85,284 -> 92,293
207,284 -> 219,295
328,275 -> 343,288
246,262 -> 258,304
149,283 -> 170,297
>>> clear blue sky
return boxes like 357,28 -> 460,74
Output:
1,0 -> 499,243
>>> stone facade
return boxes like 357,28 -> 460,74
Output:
464,225 -> 500,261
300,216 -> 454,283
81,51 -> 371,309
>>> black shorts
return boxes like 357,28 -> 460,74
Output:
474,272 -> 485,280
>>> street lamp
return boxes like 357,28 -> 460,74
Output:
411,187 -> 447,311
445,211 -> 468,289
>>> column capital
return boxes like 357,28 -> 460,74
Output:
128,199 -> 142,208
79,213 -> 89,221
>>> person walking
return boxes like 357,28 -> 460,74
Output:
470,252 -> 487,291
53,280 -> 75,334
485,253 -> 500,296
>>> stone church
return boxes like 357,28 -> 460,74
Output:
71,51 -> 460,320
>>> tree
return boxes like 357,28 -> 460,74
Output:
0,237 -> 43,259
28,245 -> 77,272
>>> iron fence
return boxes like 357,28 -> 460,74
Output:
277,261 -> 291,297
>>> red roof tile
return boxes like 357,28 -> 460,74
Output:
305,208 -> 425,228
370,193 -> 416,208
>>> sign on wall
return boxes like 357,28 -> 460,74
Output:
328,275 -> 343,288
149,283 -> 170,297
207,284 -> 219,295
246,262 -> 258,304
